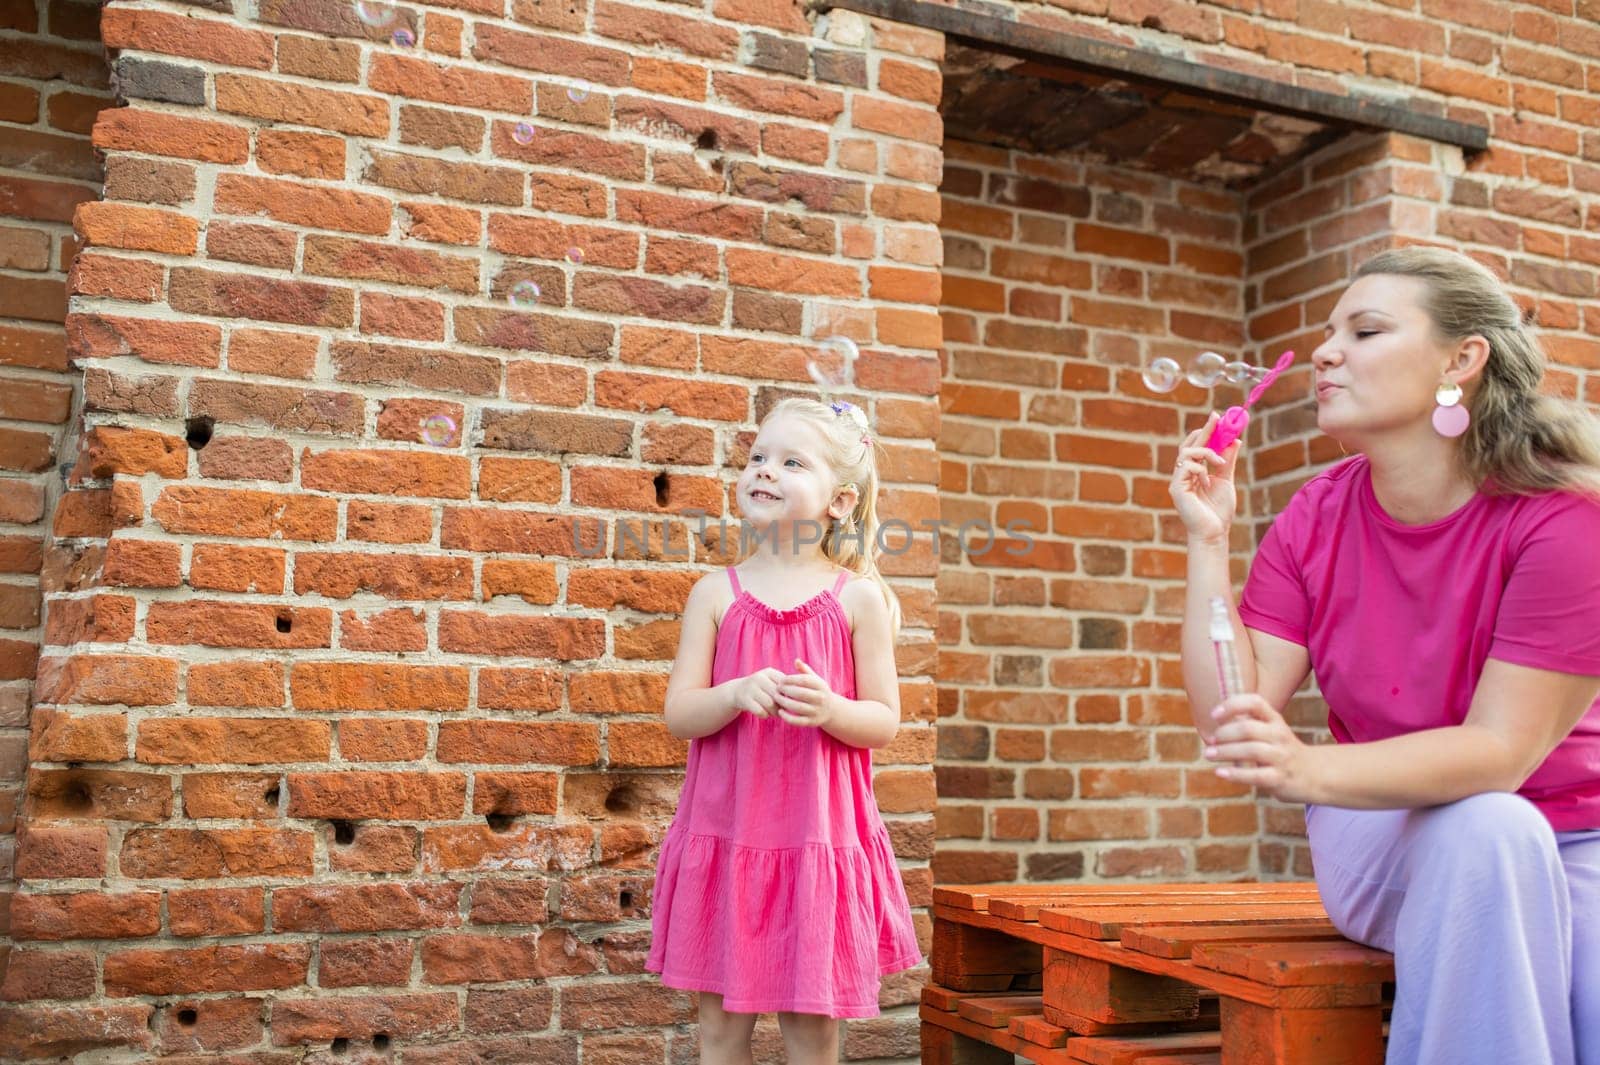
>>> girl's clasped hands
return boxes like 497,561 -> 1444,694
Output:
732,659 -> 837,728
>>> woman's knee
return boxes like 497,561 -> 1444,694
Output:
777,1011 -> 839,1050
1416,792 -> 1555,857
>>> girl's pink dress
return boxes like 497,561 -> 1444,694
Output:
646,567 -> 922,1017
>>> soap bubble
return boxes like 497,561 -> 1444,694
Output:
808,335 -> 859,390
508,280 -> 541,306
1141,356 -> 1181,394
1223,360 -> 1253,385
567,81 -> 590,104
565,247 -> 584,265
512,122 -> 536,145
419,414 -> 456,447
1186,351 -> 1227,388
1248,365 -> 1272,384
391,27 -> 414,46
354,0 -> 397,27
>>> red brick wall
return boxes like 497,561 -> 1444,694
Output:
0,0 -> 114,926
5,0 -> 943,1059
8,0 -> 1600,1059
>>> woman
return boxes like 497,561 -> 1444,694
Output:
1171,247 -> 1600,1065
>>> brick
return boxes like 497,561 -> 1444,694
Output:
338,716 -> 429,759
152,485 -> 337,540
364,148 -> 525,206
187,661 -> 284,708
74,201 -> 199,255
92,107 -> 249,164
438,720 -> 600,765
35,654 -> 176,707
268,993 -> 457,1044
292,552 -> 471,599
167,887 -> 267,936
146,601 -> 331,649
0,1005 -> 154,1059
215,73 -> 388,136
103,944 -> 309,995
290,662 -> 469,711
214,173 -> 390,235
42,595 -> 137,646
179,772 -> 281,819
594,1 -> 739,59
82,426 -> 188,479
136,717 -> 331,764
10,891 -> 162,941
188,544 -> 287,593
285,770 -> 466,819
301,447 -> 470,498
421,821 -> 593,872
319,938 -> 414,988
100,8 -> 274,68
438,610 -> 606,658
25,767 -> 172,822
423,930 -> 601,984
273,881 -> 463,932
257,128 -> 345,180
119,827 -> 314,877
304,233 -> 479,292
15,823 -> 108,877
169,267 -> 355,328
477,667 -> 562,710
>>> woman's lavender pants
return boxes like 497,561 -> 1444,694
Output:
1305,793 -> 1600,1065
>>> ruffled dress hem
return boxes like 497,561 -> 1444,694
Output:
647,953 -> 925,1019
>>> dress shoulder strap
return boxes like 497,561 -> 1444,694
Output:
830,569 -> 850,597
726,566 -> 743,597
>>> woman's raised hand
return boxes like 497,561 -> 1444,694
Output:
1170,411 -> 1240,544
731,667 -> 786,719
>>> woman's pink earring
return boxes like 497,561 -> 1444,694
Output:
1432,380 -> 1469,438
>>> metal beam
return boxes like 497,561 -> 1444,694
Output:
812,0 -> 1489,152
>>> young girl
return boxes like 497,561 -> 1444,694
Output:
646,396 -> 922,1064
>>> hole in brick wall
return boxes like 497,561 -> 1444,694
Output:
653,470 -> 670,506
485,812 -> 515,832
373,1033 -> 391,1050
176,1008 -> 198,1026
62,782 -> 94,812
619,888 -> 634,909
696,128 -> 718,151
184,416 -> 214,450
331,820 -> 356,845
275,612 -> 292,634
603,783 -> 638,814
331,1037 -> 349,1054
264,784 -> 280,806
1140,15 -> 1162,29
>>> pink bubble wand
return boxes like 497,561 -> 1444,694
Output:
1204,349 -> 1297,455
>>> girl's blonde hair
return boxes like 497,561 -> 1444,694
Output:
1355,246 -> 1600,499
751,396 -> 902,632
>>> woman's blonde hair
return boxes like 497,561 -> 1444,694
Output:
749,396 -> 902,631
1355,246 -> 1600,498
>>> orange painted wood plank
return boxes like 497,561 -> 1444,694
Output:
933,881 -> 1318,912
1195,940 -> 1395,987
1011,1013 -> 1073,1048
1120,920 -> 1340,960
956,994 -> 1045,1028
993,889 -> 1321,923
1038,902 -> 1330,940
932,905 -> 1383,1010
1065,1030 -> 1221,1065
921,1001 -> 1081,1065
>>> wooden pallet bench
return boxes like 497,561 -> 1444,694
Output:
922,882 -> 1394,1065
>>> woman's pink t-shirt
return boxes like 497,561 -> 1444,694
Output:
1238,456 -> 1600,831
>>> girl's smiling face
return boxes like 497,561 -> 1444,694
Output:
737,414 -> 850,532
